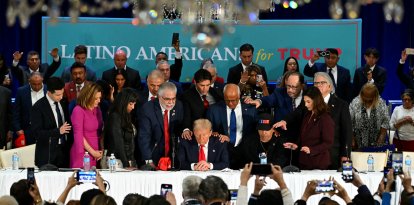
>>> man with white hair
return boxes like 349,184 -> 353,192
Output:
157,60 -> 183,95
182,175 -> 203,205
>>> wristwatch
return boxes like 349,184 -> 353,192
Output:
146,160 -> 153,164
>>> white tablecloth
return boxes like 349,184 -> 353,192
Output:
0,169 -> 386,205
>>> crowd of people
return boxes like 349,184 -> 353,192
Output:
0,42 -> 414,204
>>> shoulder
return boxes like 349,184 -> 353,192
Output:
102,68 -> 114,74
229,64 -> 242,71
127,66 -> 140,74
73,105 -> 87,113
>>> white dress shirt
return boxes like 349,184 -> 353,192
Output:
31,86 -> 45,105
190,142 -> 214,170
46,94 -> 65,128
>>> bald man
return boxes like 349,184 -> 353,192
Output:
101,49 -> 142,90
206,84 -> 257,169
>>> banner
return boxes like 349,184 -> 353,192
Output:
42,17 -> 361,82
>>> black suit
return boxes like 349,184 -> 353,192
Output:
101,66 -> 142,90
12,58 -> 61,85
227,63 -> 268,84
396,62 -> 414,89
170,58 -> 183,82
31,96 -> 71,168
327,94 -> 352,169
182,86 -> 223,130
304,62 -> 352,102
352,65 -> 387,97
0,86 -> 12,149
178,137 -> 229,170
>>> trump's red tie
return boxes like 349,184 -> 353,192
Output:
199,145 -> 206,161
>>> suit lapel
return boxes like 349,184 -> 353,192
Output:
44,97 -> 58,128
154,100 -> 164,134
220,104 -> 228,135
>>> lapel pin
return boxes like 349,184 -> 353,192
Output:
212,149 -> 216,152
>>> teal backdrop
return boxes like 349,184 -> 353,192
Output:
42,17 -> 361,82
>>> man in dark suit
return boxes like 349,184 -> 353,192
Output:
101,49 -> 142,90
206,84 -> 257,169
182,69 -> 223,139
31,77 -> 72,168
61,45 -> 97,83
155,41 -> 182,82
352,47 -> 387,97
64,62 -> 91,102
178,119 -> 229,170
138,82 -> 184,168
157,60 -> 183,96
138,70 -> 165,106
12,72 -> 47,147
204,63 -> 225,92
227,43 -> 267,84
303,48 -> 351,102
0,85 -> 12,149
314,72 -> 352,169
12,49 -> 61,85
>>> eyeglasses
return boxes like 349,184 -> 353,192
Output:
314,81 -> 328,86
161,97 -> 176,102
224,99 -> 239,103
286,84 -> 299,90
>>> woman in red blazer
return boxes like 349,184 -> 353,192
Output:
284,86 -> 334,170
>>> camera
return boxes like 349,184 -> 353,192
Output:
251,164 -> 272,176
342,161 -> 353,182
317,51 -> 330,57
315,180 -> 335,193
27,167 -> 35,186
160,184 -> 173,197
76,171 -> 96,183
392,152 -> 403,175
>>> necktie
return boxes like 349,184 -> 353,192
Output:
76,85 -> 81,97
199,145 -> 206,162
328,68 -> 337,88
163,110 -> 170,157
151,96 -> 156,101
54,101 -> 63,127
292,98 -> 296,111
202,95 -> 209,109
229,109 -> 237,144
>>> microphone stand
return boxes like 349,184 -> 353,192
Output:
169,134 -> 179,171
40,137 -> 58,171
282,145 -> 300,172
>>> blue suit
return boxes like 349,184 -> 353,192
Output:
178,137 -> 229,170
138,99 -> 184,165
206,101 -> 257,169
12,84 -> 47,145
304,62 -> 352,102
260,87 -> 294,122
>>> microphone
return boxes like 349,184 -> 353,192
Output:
169,133 -> 180,171
40,137 -> 58,171
282,145 -> 300,173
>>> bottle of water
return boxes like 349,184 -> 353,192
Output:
12,152 -> 19,170
367,154 -> 374,172
109,153 -> 116,173
405,155 -> 412,173
83,152 -> 91,171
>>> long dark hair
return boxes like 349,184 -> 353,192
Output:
109,88 -> 138,131
283,56 -> 299,74
303,86 -> 328,117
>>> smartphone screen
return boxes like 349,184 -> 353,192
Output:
171,33 -> 179,46
315,180 -> 334,193
406,48 -> 414,55
160,184 -> 173,197
76,171 -> 96,183
251,164 -> 272,176
342,161 -> 353,182
229,189 -> 238,205
27,167 -> 35,185
392,152 -> 403,175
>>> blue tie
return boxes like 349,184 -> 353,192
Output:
230,109 -> 237,144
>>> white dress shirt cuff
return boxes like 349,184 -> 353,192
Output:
400,59 -> 405,64
175,51 -> 182,59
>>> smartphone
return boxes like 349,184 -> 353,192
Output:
342,161 -> 353,182
171,33 -> 179,46
256,74 -> 263,83
406,48 -> 414,55
229,189 -> 238,205
251,164 -> 272,176
160,184 -> 173,197
76,171 -> 96,183
392,152 -> 403,175
317,50 -> 330,57
27,167 -> 35,185
383,167 -> 396,191
315,180 -> 335,193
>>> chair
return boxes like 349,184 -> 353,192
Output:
351,151 -> 387,172
0,148 -> 4,168
0,144 -> 36,168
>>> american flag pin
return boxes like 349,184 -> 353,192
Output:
213,150 -> 216,152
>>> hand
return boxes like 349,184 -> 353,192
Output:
181,130 -> 193,140
173,40 -> 180,52
218,134 -> 230,143
376,135 -> 385,145
333,179 -> 352,203
385,169 -> 395,192
273,120 -> 287,130
258,80 -> 267,88
92,150 -> 103,161
49,48 -> 59,58
67,171 -> 79,188
270,164 -> 286,189
283,142 -> 298,150
13,51 -> 23,61
402,50 -> 408,62
245,98 -> 261,108
240,71 -> 249,84
28,182 -> 42,204
310,53 -> 320,63
194,161 -> 210,171
165,192 -> 177,205
240,162 -> 253,186
253,176 -> 267,194
94,170 -> 106,192
400,171 -> 414,193
300,146 -> 310,154
301,180 -> 317,201
59,122 -> 72,134
351,170 -> 364,188
341,156 -> 349,163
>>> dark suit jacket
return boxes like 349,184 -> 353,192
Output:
352,65 -> 387,97
327,94 -> 352,169
138,99 -> 184,165
396,62 -> 414,89
0,86 -> 12,148
227,63 -> 268,84
169,58 -> 183,82
12,58 -> 61,85
178,137 -> 229,170
168,80 -> 183,97
61,65 -> 97,83
102,66 -> 142,90
31,97 -> 71,168
304,62 -> 352,102
182,86 -> 223,130
64,81 -> 91,102
12,84 -> 47,145
298,112 -> 334,170
260,87 -> 295,122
